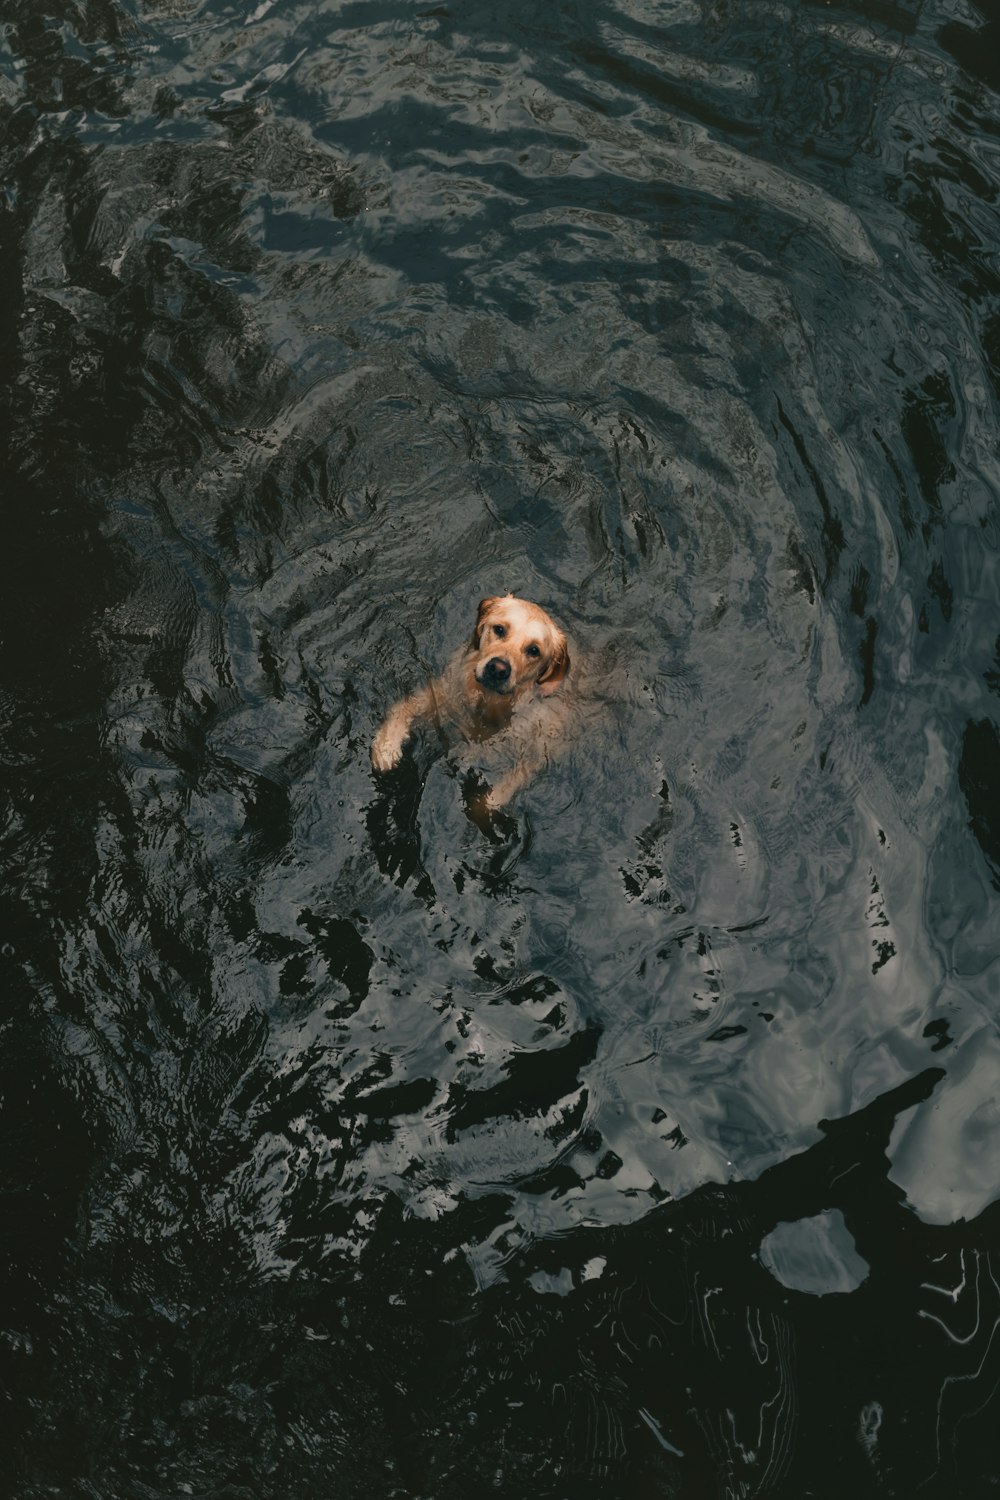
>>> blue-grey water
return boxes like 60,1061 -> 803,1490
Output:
3,0 -> 1000,1495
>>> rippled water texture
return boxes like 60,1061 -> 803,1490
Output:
4,0 -> 1000,1494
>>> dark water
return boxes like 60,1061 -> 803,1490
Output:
3,0 -> 1000,1493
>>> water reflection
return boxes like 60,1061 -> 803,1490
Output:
3,0 -> 1000,1491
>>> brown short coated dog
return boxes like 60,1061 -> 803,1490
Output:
371,593 -> 572,811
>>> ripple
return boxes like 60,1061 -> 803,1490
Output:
6,0 -> 1000,1489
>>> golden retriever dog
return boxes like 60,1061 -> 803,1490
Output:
371,593 -> 572,811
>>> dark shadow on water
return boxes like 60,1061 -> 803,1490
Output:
958,718 -> 1000,890
10,1064 -> 981,1499
365,753 -> 436,896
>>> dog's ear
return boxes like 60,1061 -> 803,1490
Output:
471,597 -> 500,648
537,632 -> 570,697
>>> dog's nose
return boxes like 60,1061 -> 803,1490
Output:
484,656 -> 511,684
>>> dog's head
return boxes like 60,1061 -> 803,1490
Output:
470,594 -> 570,699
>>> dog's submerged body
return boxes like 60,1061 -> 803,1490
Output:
371,594 -> 572,810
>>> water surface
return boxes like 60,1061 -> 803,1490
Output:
3,0 -> 1000,1494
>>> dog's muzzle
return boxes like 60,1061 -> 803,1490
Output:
480,656 -> 513,693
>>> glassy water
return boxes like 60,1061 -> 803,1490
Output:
3,0 -> 1000,1494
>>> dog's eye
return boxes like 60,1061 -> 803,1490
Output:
492,624 -> 507,639
525,644 -> 541,659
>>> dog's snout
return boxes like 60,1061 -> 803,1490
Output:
484,656 -> 512,684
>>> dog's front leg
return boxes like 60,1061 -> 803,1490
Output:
371,686 -> 435,772
483,759 -> 540,811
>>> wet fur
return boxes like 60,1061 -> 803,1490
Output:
371,594 -> 572,810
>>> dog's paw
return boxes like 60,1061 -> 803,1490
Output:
371,726 -> 407,772
461,771 -> 492,827
462,774 -> 517,841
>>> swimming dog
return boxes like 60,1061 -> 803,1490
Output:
371,593 -> 571,810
